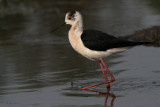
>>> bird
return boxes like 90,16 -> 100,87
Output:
64,10 -> 151,90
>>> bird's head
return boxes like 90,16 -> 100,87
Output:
65,11 -> 82,26
51,10 -> 83,33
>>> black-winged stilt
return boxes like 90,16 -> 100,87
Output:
57,11 -> 151,90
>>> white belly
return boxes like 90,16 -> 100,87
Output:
69,33 -> 128,60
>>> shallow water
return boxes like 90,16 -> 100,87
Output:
0,0 -> 160,107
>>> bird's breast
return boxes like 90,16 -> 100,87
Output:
68,30 -> 102,60
68,30 -> 83,53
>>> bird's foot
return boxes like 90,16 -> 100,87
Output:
106,84 -> 110,89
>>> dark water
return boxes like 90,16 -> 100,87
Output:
0,0 -> 160,107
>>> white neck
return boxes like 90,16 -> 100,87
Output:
72,19 -> 83,36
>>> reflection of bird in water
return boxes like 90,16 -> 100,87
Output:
53,10 -> 152,89
83,88 -> 116,107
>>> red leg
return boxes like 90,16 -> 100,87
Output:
81,82 -> 106,90
80,58 -> 113,90
99,58 -> 115,83
99,60 -> 110,88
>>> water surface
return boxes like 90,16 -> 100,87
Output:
0,0 -> 160,107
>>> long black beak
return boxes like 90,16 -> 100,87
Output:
51,22 -> 66,32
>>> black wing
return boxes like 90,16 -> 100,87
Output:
81,30 -> 143,51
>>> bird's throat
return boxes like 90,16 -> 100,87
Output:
72,21 -> 83,36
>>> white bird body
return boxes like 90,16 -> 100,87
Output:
64,10 -> 151,89
67,12 -> 128,60
69,29 -> 128,60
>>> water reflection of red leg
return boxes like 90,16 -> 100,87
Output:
82,88 -> 116,107
104,88 -> 116,107
81,58 -> 115,90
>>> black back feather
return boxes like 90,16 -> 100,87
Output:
81,30 -> 150,51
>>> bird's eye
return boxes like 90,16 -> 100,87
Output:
68,17 -> 71,20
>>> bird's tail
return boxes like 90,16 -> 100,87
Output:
135,41 -> 153,45
123,40 -> 153,47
